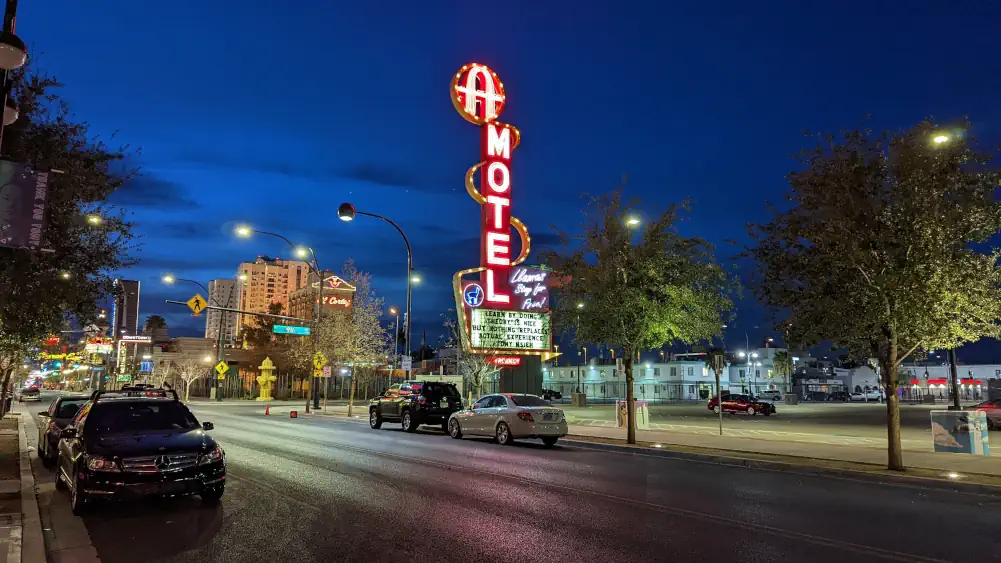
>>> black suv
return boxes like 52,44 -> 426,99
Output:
369,381 -> 462,432
55,389 -> 225,514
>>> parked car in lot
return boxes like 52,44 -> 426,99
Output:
707,394 -> 775,416
55,388 -> 225,514
447,394 -> 567,446
972,399 -> 1001,430
755,390 -> 783,402
36,394 -> 90,468
542,389 -> 562,401
849,389 -> 885,402
369,381 -> 463,432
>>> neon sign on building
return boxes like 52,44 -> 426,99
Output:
450,62 -> 552,357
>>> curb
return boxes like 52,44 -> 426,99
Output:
561,435 -> 1001,496
17,413 -> 45,562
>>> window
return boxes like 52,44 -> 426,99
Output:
654,368 -> 661,376
600,370 -> 606,378
670,367 -> 677,377
56,399 -> 87,419
85,402 -> 200,436
488,396 -> 509,408
688,367 -> 694,376
473,396 -> 492,409
510,395 -> 550,407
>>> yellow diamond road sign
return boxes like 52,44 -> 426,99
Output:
186,294 -> 208,316
313,352 -> 327,370
214,361 -> 229,375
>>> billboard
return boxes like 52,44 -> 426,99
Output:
0,161 -> 50,250
450,62 -> 552,357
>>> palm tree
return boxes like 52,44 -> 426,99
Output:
144,315 -> 167,331
773,350 -> 793,390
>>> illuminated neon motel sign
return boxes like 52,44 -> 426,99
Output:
450,62 -> 551,357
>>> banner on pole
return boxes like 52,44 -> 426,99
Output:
0,161 -> 50,250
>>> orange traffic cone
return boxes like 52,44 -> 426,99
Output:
264,403 -> 270,416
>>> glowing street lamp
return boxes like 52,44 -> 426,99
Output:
337,202 -> 415,375
234,225 -> 252,238
577,302 -> 585,309
161,274 -> 176,285
625,216 -> 641,227
86,214 -> 103,225
59,271 -> 71,280
932,134 -> 950,145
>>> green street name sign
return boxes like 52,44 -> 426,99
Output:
273,325 -> 311,336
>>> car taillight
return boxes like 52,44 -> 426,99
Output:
517,411 -> 534,423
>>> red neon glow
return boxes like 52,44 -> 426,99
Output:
452,64 -> 506,125
488,355 -> 522,367
481,120 -> 514,305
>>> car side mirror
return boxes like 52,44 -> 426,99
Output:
38,411 -> 48,417
202,422 -> 214,431
471,404 -> 479,410
60,427 -> 77,439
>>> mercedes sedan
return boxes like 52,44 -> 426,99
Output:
447,393 -> 567,447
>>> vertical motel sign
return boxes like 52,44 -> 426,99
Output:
451,63 -> 519,305
451,63 -> 550,356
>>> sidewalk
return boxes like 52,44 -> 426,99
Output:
566,424 -> 1001,478
0,411 -> 46,563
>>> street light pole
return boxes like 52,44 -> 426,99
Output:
163,276 -> 226,401
234,226 -> 324,410
0,0 -> 28,154
337,203 -> 414,379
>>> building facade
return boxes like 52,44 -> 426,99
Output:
236,257 -> 310,329
111,279 -> 140,337
287,275 -> 356,321
205,279 -> 242,346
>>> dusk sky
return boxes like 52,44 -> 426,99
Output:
20,1 -> 1001,361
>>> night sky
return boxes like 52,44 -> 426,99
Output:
20,1 -> 1001,362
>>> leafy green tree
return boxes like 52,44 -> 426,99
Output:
0,66 -> 137,407
544,189 -> 736,443
747,120 -> 1001,470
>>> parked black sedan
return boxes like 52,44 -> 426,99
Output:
37,394 -> 90,468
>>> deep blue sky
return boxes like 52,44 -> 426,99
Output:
20,1 -> 1001,361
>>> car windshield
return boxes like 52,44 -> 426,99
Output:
85,401 -> 200,435
510,395 -> 550,407
424,384 -> 460,399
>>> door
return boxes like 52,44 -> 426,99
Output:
58,402 -> 91,484
380,385 -> 402,418
464,395 -> 498,435
480,395 -> 510,435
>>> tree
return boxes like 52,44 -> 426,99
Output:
544,189 -> 736,443
442,310 -> 496,398
315,261 -> 389,414
144,315 -> 167,330
0,65 -> 137,409
772,350 -> 793,389
747,120 -> 1001,471
170,354 -> 209,401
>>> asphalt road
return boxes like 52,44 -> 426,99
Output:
27,395 -> 1001,563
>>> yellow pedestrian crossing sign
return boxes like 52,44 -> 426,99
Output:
313,352 -> 327,370
187,294 -> 208,316
214,361 -> 229,375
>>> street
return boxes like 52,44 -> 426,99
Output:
25,395 -> 1001,563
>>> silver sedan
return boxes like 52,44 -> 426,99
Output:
447,393 -> 568,447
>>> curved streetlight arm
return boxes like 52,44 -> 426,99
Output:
354,210 -> 414,364
252,229 -> 322,276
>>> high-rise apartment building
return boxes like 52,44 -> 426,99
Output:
236,257 -> 310,330
111,279 -> 140,337
205,279 -> 242,346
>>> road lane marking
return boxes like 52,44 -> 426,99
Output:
207,418 -> 957,562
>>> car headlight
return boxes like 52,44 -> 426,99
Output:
86,455 -> 120,472
198,446 -> 225,466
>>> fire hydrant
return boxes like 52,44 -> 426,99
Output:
256,356 -> 277,401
